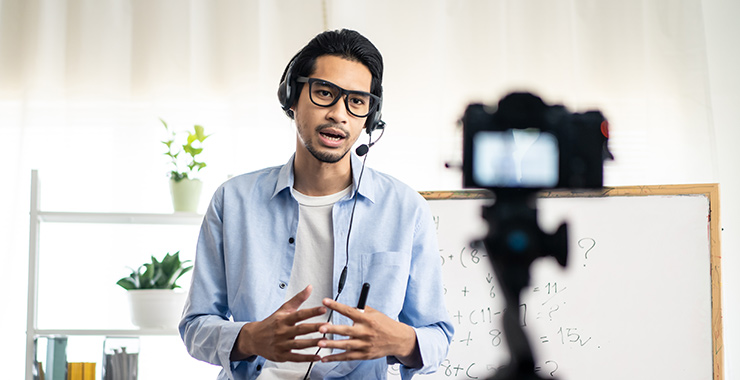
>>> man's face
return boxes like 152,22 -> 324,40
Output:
293,55 -> 372,164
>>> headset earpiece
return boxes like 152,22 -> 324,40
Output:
365,97 -> 383,134
278,58 -> 298,118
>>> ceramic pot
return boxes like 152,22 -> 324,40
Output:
126,289 -> 187,329
169,178 -> 202,212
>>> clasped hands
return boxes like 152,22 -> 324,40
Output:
230,285 -> 421,367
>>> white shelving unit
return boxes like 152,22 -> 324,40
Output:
25,170 -> 204,380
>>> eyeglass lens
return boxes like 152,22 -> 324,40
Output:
308,80 -> 375,118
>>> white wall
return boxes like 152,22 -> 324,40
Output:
701,0 -> 740,377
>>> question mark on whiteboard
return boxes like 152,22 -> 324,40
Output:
578,238 -> 596,267
548,304 -> 560,321
545,360 -> 558,377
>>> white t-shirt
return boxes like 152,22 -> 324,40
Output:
258,185 -> 352,379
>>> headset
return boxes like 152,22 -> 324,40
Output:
277,56 -> 385,136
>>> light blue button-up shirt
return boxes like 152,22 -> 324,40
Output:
180,153 -> 454,380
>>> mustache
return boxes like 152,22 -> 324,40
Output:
316,123 -> 350,138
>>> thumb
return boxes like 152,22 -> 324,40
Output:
282,284 -> 313,311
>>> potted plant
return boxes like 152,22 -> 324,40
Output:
117,252 -> 193,329
161,118 -> 210,212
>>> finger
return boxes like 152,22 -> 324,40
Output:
291,322 -> 330,337
322,298 -> 362,321
317,337 -> 367,351
281,285 -> 313,311
359,305 -> 377,314
318,323 -> 356,337
289,337 -> 326,351
284,305 -> 328,325
320,349 -> 368,363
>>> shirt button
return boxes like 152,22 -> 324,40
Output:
279,282 -> 287,289
289,237 -> 295,244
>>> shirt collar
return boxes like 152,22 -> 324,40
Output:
272,155 -> 296,199
272,153 -> 376,204
350,152 -> 376,204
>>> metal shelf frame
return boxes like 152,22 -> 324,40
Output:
25,170 -> 203,380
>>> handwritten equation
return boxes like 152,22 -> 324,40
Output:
404,228 -> 600,378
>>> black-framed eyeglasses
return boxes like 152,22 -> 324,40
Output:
296,76 -> 380,118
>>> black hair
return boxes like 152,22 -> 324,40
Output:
279,29 -> 384,119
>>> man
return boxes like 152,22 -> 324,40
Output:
180,29 -> 453,380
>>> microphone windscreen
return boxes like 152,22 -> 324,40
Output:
356,144 -> 369,156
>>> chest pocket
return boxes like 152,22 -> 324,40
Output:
360,251 -> 411,316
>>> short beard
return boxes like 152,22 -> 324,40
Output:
299,123 -> 352,164
296,123 -> 350,164
304,140 -> 350,163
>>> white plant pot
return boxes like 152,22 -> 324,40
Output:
127,289 -> 187,329
169,178 -> 203,213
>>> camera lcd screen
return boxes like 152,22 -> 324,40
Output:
472,130 -> 559,188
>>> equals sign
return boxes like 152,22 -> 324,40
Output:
540,336 -> 549,343
534,366 -> 542,373
533,287 -> 540,292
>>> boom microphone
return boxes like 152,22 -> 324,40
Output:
355,121 -> 385,156
356,143 -> 370,156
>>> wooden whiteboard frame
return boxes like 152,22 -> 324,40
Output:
420,184 -> 723,380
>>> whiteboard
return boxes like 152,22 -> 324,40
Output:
387,185 -> 722,380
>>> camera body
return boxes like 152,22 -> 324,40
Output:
462,92 -> 611,190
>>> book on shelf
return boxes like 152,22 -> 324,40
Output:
67,362 -> 80,380
33,360 -> 45,380
66,362 -> 95,380
103,337 -> 139,380
45,337 -> 67,380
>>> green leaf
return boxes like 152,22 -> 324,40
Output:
171,172 -> 188,181
183,146 -> 202,156
161,255 -> 177,275
116,278 -> 137,290
140,264 -> 153,283
186,133 -> 197,146
175,265 -> 193,282
194,125 -> 210,141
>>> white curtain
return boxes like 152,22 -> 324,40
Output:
1,0 -> 727,378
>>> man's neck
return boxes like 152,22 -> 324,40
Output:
293,150 -> 353,197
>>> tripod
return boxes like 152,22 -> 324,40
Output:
479,190 -> 568,380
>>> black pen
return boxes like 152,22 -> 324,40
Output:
357,283 -> 371,312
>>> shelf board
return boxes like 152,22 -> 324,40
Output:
34,328 -> 179,337
37,211 -> 203,225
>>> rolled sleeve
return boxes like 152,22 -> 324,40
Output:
398,325 -> 454,379
180,315 -> 246,379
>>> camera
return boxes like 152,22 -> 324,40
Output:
462,92 -> 612,190
460,92 -> 612,379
